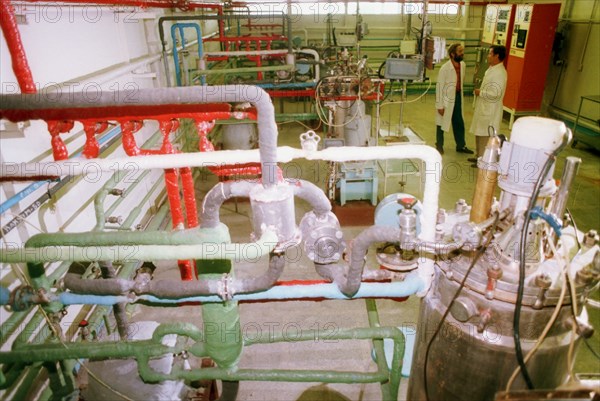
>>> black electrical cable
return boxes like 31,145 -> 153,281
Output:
513,154 -> 557,389
584,337 -> 600,360
565,207 -> 582,250
423,212 -> 500,401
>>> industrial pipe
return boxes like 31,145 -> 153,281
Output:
0,86 -> 280,188
290,179 -> 331,218
2,228 -> 277,264
61,252 -> 286,300
204,49 -> 289,57
0,125 -> 122,225
0,1 -> 36,93
323,226 -> 403,297
98,261 -> 129,340
194,64 -> 294,76
200,178 -> 330,229
1,145 -> 441,294
200,180 -> 256,229
296,48 -> 321,81
159,13 -> 292,54
171,22 -> 205,86
67,273 -> 425,304
0,322 -> 405,401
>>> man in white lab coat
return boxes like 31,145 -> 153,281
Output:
435,43 -> 474,155
469,45 -> 508,162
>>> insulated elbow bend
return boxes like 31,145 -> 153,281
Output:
345,226 -> 402,297
291,179 -> 332,218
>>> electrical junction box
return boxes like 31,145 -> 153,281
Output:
400,40 -> 417,55
337,30 -> 357,47
384,58 -> 424,81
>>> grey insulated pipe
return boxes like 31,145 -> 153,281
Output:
200,180 -> 257,229
232,253 -> 285,294
289,179 -> 331,218
0,86 -> 280,187
98,261 -> 129,340
316,226 -> 401,297
201,178 -> 330,228
63,254 -> 286,299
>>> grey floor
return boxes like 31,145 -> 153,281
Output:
129,95 -> 599,401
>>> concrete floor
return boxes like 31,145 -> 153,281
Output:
128,95 -> 599,401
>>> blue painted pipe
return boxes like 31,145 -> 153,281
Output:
171,22 -> 205,86
0,286 -> 9,306
0,126 -> 122,216
59,293 -> 130,306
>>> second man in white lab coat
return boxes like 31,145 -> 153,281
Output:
469,45 -> 508,161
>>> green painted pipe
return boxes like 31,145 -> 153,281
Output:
0,363 -> 27,389
3,339 -> 179,363
7,224 -> 276,264
7,362 -> 43,399
203,300 -> 242,369
366,299 -> 404,401
275,113 -> 318,122
0,311 -> 29,348
94,128 -> 178,230
139,326 -> 405,384
25,225 -> 230,248
85,200 -> 171,337
94,169 -> 153,230
12,312 -> 45,348
120,175 -> 164,229
93,170 -> 127,231
10,229 -> 276,264
1,321 -> 404,400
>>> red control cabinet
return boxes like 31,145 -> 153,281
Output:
503,3 -> 561,113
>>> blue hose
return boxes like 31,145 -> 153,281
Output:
0,126 -> 121,216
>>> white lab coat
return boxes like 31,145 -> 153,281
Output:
470,62 -> 507,136
435,59 -> 465,132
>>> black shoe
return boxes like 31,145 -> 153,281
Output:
467,157 -> 478,163
436,144 -> 444,155
457,147 -> 474,154
470,163 -> 478,168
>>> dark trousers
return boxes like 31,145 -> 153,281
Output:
436,93 -> 466,150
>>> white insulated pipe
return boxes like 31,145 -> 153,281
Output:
1,145 -> 441,294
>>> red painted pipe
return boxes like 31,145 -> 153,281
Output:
180,166 -> 199,228
82,121 -> 109,159
1,106 -> 241,125
164,168 -> 184,228
158,119 -> 198,282
120,120 -> 145,156
0,0 -> 36,94
47,120 -> 74,160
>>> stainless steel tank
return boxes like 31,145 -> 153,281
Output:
407,254 -> 588,401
